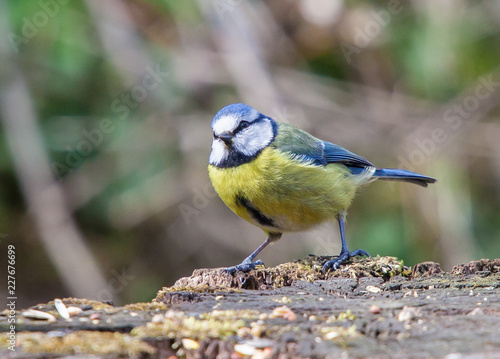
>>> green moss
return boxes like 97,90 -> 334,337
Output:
16,331 -> 156,357
124,302 -> 168,311
465,275 -> 500,289
132,309 -> 259,340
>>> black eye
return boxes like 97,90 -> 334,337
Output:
239,121 -> 250,130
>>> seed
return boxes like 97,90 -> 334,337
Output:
151,313 -> 164,323
325,331 -> 341,340
369,305 -> 381,314
182,338 -> 200,350
366,285 -> 381,293
271,306 -> 297,321
234,343 -> 256,356
398,306 -> 418,322
22,309 -> 56,323
66,306 -> 83,316
250,323 -> 264,337
237,327 -> 251,338
54,299 -> 70,319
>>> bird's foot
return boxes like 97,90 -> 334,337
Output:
224,259 -> 264,275
322,249 -> 370,273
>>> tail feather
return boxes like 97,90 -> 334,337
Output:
373,168 -> 437,187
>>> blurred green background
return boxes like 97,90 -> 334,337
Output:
1,0 -> 499,307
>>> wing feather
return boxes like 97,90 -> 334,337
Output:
271,123 -> 373,168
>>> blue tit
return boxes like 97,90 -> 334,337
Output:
208,103 -> 436,273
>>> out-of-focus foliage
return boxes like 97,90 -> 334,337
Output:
0,0 -> 499,307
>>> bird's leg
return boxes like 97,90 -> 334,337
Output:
225,233 -> 282,274
322,211 -> 370,273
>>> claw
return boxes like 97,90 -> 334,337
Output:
224,259 -> 264,274
322,249 -> 370,273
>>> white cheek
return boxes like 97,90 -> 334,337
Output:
209,139 -> 228,165
234,121 -> 273,156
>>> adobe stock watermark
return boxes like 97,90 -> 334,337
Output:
341,0 -> 403,64
398,73 -> 500,171
179,182 -> 218,224
8,0 -> 70,53
212,0 -> 245,20
95,268 -> 135,304
51,65 -> 169,180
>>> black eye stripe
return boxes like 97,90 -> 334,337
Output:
235,121 -> 250,133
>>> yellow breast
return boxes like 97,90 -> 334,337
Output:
208,147 -> 358,232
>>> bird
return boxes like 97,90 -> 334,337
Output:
207,103 -> 436,274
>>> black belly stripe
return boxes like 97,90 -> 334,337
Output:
235,194 -> 276,228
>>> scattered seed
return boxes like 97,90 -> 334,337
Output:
215,295 -> 224,300
165,309 -> 181,319
250,323 -> 265,337
398,306 -> 419,322
325,331 -> 341,340
274,296 -> 291,303
182,338 -> 200,350
366,285 -> 382,293
337,309 -> 356,321
151,313 -> 164,323
22,309 -> 56,323
271,306 -> 297,321
234,343 -> 256,356
467,308 -> 483,316
369,305 -> 381,314
262,347 -> 273,356
237,326 -> 251,338
66,306 -> 83,316
54,299 -> 70,319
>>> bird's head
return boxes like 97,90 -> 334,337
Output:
209,103 -> 277,168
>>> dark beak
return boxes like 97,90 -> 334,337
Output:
218,132 -> 234,145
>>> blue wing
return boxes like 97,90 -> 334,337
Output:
272,123 -> 436,186
272,123 -> 373,168
286,140 -> 374,169
322,141 -> 374,168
